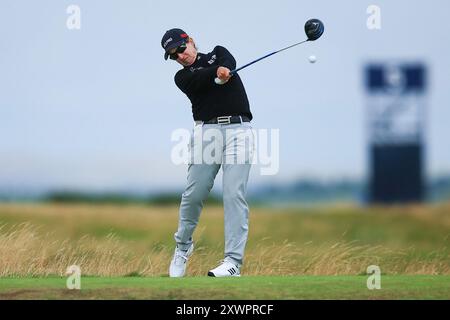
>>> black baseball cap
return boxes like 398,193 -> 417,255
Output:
161,28 -> 189,60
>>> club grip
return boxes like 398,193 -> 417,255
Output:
214,77 -> 227,85
214,70 -> 235,85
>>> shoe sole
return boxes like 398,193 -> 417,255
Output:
207,271 -> 240,277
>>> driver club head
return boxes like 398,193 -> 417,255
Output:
305,19 -> 325,41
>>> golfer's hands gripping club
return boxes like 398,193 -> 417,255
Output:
215,67 -> 232,85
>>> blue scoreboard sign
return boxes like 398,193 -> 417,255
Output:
365,63 -> 427,204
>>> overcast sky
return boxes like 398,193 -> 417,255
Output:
1,0 -> 449,193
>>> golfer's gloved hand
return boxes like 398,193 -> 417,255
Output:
217,67 -> 232,83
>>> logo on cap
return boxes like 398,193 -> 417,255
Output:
163,38 -> 173,48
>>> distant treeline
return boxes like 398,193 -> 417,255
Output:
1,175 -> 450,205
249,176 -> 450,204
44,191 -> 221,205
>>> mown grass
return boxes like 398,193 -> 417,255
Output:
0,203 -> 449,277
0,276 -> 449,299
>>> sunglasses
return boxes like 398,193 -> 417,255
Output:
168,43 -> 187,60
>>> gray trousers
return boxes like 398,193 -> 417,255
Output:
174,122 -> 254,266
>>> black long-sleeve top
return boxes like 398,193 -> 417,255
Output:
174,46 -> 253,122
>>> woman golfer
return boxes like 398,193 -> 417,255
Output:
161,28 -> 254,277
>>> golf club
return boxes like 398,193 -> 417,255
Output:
215,18 -> 324,85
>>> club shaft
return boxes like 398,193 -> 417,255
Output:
231,51 -> 278,74
230,39 -> 309,75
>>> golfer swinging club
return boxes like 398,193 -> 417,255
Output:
161,28 -> 254,277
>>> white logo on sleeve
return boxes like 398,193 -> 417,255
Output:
208,55 -> 217,65
190,67 -> 204,72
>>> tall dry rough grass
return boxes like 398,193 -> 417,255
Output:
0,223 -> 157,277
0,221 -> 448,277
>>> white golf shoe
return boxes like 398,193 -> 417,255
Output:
208,260 -> 241,277
169,243 -> 194,277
